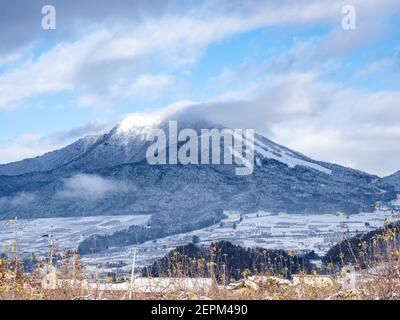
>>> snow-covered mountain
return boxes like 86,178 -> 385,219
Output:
0,122 -> 155,176
0,116 -> 214,176
0,118 -> 397,233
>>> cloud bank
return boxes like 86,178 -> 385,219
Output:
57,174 -> 129,200
0,192 -> 36,207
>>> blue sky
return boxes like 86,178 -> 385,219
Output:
0,0 -> 400,176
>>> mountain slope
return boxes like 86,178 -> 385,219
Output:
381,171 -> 400,191
0,135 -> 101,176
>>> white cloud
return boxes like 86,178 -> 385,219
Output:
87,0 -> 400,67
0,192 -> 36,207
355,51 -> 400,77
57,174 -> 129,200
0,134 -> 59,165
78,73 -> 176,108
1,0 -> 398,110
0,51 -> 23,66
268,87 -> 400,177
0,31 -> 109,109
169,72 -> 321,131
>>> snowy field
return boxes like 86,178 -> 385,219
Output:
82,208 -> 400,274
0,214 -> 151,254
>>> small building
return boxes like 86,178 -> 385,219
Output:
57,277 -> 215,293
339,265 -> 361,291
41,266 -> 58,290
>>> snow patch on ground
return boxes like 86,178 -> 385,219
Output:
0,214 -> 151,254
392,195 -> 400,206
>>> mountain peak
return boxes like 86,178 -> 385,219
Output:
116,113 -> 161,137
